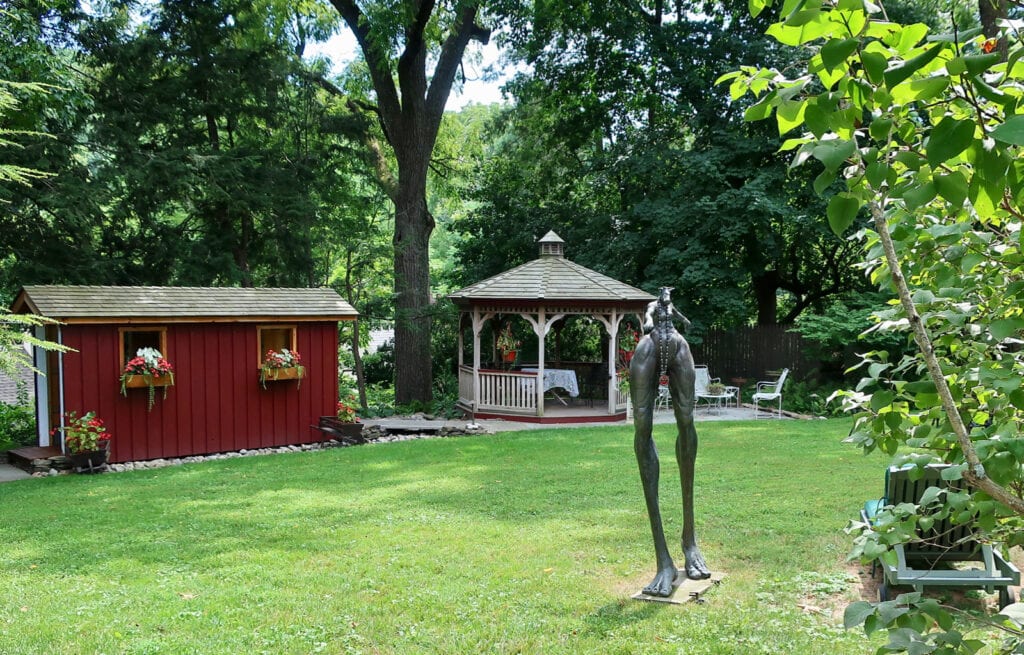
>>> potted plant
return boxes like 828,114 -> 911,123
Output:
316,394 -> 364,443
707,382 -> 727,395
259,348 -> 305,388
333,396 -> 364,438
120,347 -> 174,411
496,325 -> 520,365
618,328 -> 639,365
55,410 -> 111,472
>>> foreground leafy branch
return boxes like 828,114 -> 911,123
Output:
721,0 -> 1024,651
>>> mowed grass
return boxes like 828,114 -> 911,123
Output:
0,419 -> 882,654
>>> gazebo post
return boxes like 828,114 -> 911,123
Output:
536,309 -> 546,416
472,309 -> 485,412
607,312 -> 622,415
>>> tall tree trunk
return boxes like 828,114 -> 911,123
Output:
393,156 -> 434,405
752,271 -> 779,325
330,0 -> 490,405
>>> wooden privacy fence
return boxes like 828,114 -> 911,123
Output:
690,325 -> 814,383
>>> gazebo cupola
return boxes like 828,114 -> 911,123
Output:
538,231 -> 565,258
449,231 -> 656,422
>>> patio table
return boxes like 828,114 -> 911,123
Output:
522,368 -> 580,405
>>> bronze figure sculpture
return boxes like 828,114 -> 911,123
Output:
629,286 -> 711,597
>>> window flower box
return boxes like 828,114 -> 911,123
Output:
120,348 -> 174,411
259,348 -> 305,388
123,374 -> 175,389
260,366 -> 305,382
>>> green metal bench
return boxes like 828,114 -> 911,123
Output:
861,463 -> 1020,607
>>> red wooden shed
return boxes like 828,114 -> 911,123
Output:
11,285 -> 358,463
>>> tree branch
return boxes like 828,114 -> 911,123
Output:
330,0 -> 402,126
425,3 -> 490,127
868,199 -> 1024,515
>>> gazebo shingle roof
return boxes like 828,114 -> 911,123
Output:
12,285 -> 358,322
448,232 -> 654,305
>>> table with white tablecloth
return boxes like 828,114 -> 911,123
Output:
521,368 -> 580,400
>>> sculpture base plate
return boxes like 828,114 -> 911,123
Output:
631,571 -> 725,604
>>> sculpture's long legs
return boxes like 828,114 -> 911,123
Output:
630,337 -> 677,596
668,340 -> 710,580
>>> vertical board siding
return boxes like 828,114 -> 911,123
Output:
690,325 -> 813,382
59,322 -> 339,463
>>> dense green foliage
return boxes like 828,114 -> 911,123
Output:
1,418 -> 885,654
726,0 -> 1024,650
456,0 -> 871,331
0,387 -> 36,453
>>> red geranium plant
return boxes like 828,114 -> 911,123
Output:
54,410 -> 111,455
336,395 -> 360,423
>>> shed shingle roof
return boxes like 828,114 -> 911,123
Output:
448,256 -> 655,305
13,286 -> 358,322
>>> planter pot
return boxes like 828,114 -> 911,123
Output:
619,349 -> 634,364
67,445 -> 109,473
260,366 -> 304,382
123,374 -> 174,389
502,350 -> 517,363
318,417 -> 366,444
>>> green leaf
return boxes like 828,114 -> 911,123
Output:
749,0 -> 770,18
871,390 -> 895,410
766,19 -> 835,47
814,168 -> 837,194
935,171 -> 969,207
919,485 -> 941,506
866,162 -> 888,189
827,193 -> 861,235
804,103 -> 829,138
822,38 -> 860,71
777,99 -> 807,135
1009,389 -> 1024,410
891,76 -> 949,104
927,118 -> 975,167
969,175 -> 1000,219
869,117 -> 892,141
902,182 -> 937,210
844,601 -> 875,629
960,251 -> 984,272
861,51 -> 887,84
884,43 -> 945,87
990,115 -> 1024,145
991,318 -> 1024,340
812,139 -> 856,172
962,52 -> 1001,76
940,465 -> 963,481
744,95 -> 776,122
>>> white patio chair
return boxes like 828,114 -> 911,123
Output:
752,368 -> 789,419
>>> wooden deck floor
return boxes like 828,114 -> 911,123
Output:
8,446 -> 61,469
472,400 -> 626,423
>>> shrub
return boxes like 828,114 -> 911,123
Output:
0,385 -> 35,452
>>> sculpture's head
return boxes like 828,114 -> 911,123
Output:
658,286 -> 674,304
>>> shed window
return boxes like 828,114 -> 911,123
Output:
119,328 -> 168,367
258,325 -> 296,365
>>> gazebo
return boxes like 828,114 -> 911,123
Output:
449,232 -> 655,422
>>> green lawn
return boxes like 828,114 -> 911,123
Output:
0,419 -> 882,654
